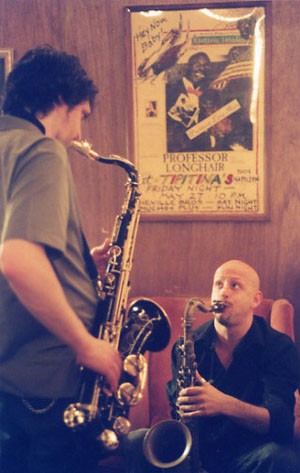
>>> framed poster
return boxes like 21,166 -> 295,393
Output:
126,3 -> 269,220
0,49 -> 13,105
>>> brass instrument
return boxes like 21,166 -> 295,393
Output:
63,140 -> 171,453
143,298 -> 224,470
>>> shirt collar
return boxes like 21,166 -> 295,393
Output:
8,110 -> 45,135
194,315 -> 266,352
234,316 -> 265,354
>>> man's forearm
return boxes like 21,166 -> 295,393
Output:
223,395 -> 270,434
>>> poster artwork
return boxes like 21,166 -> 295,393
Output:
130,7 -> 266,219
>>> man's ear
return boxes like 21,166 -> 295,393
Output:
251,290 -> 263,310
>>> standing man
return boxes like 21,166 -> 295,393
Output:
0,45 -> 122,473
126,260 -> 300,473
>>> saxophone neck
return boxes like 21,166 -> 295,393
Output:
186,297 -> 225,314
72,140 -> 139,183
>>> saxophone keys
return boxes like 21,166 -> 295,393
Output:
104,272 -> 116,289
98,429 -> 119,451
113,416 -> 131,436
117,382 -> 143,406
123,353 -> 147,377
109,245 -> 122,258
63,403 -> 98,429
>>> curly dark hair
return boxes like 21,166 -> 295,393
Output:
2,45 -> 98,116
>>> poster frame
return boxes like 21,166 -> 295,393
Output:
125,2 -> 271,221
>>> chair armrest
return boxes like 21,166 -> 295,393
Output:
269,298 -> 295,341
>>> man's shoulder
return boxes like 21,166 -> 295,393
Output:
0,114 -> 40,135
254,315 -> 292,339
0,115 -> 66,161
253,315 -> 298,355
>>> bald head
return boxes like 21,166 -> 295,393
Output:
211,260 -> 263,329
214,260 -> 260,291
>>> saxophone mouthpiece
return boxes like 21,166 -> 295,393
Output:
194,299 -> 225,313
72,140 -> 101,160
210,300 -> 226,313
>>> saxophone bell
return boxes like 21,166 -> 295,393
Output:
143,419 -> 192,469
125,298 -> 171,353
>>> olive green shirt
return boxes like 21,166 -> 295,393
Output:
0,115 -> 98,398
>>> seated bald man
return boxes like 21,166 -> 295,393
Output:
125,260 -> 300,473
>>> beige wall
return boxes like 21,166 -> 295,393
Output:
1,0 -> 300,349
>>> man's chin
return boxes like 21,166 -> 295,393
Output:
215,312 -> 231,327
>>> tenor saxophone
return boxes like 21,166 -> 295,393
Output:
143,298 -> 224,471
63,140 -> 171,453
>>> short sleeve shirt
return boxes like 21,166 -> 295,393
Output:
0,115 -> 98,398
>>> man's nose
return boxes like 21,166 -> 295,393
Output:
74,131 -> 81,141
219,284 -> 229,297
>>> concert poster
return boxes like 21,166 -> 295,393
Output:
127,5 -> 268,220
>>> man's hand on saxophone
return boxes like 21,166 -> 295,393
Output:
75,334 -> 122,392
177,370 -> 271,436
91,237 -> 111,279
177,372 -> 228,418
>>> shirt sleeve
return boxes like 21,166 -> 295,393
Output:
2,137 -> 70,254
262,332 -> 300,443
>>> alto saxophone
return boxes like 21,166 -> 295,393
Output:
143,298 -> 224,471
63,140 -> 171,453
